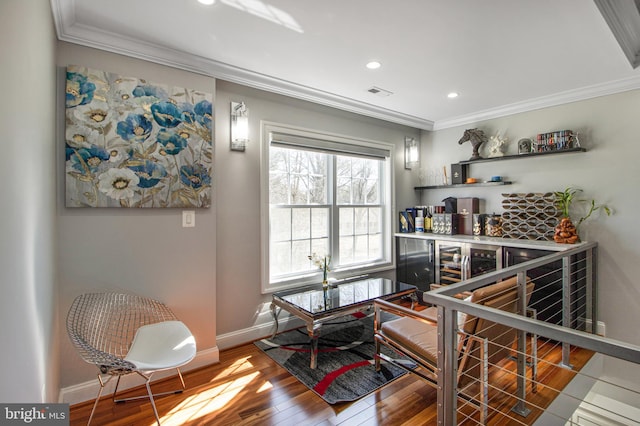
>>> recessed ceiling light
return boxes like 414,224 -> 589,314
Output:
447,92 -> 459,99
198,0 -> 215,5
366,61 -> 381,70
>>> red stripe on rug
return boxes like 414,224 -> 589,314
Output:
280,346 -> 339,353
313,360 -> 371,395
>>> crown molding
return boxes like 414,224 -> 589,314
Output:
51,1 -> 434,131
432,75 -> 640,130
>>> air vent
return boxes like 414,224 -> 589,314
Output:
367,86 -> 393,97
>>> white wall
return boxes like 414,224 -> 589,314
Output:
0,0 -> 59,403
215,80 -> 419,342
418,91 -> 640,387
56,43 -> 218,389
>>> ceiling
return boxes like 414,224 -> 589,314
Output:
52,0 -> 640,130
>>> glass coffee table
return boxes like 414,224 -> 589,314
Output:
270,277 -> 417,369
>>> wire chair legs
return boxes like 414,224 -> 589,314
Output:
87,368 -> 187,426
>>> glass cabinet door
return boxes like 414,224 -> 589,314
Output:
468,245 -> 502,277
436,242 -> 463,285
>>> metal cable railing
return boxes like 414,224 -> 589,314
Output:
422,242 -> 640,425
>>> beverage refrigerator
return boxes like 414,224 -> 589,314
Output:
436,241 -> 503,285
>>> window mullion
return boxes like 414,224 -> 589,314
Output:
330,155 -> 339,267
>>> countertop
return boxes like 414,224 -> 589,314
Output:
394,232 -> 590,252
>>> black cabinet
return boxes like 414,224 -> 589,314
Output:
396,237 -> 435,300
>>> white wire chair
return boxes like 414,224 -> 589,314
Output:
67,292 -> 197,425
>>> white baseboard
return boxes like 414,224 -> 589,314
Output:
586,319 -> 607,337
216,316 -> 304,350
576,317 -> 607,336
59,346 -> 219,406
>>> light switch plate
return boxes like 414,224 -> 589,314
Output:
182,210 -> 195,227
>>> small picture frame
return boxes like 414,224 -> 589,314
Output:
518,138 -> 532,155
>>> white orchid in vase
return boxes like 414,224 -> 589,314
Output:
308,253 -> 331,287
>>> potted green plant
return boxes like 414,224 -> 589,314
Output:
554,187 -> 611,243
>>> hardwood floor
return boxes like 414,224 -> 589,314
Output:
69,335 -> 593,426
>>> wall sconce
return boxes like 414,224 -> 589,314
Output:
230,101 -> 248,151
404,136 -> 420,169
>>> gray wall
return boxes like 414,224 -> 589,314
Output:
418,91 -> 640,388
56,43 -> 218,388
215,80 -> 419,339
0,0 -> 59,402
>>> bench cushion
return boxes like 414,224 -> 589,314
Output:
380,317 -> 438,364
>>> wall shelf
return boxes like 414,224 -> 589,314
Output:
415,181 -> 513,190
415,147 -> 585,191
458,147 -> 586,165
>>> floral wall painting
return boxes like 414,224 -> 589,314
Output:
65,65 -> 213,208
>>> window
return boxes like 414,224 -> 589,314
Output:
261,123 -> 394,292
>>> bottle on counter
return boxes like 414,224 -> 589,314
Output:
425,206 -> 433,233
415,206 -> 425,233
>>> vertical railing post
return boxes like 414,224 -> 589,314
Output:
585,247 -> 594,334
561,255 -> 573,368
512,271 -> 531,416
437,304 -> 457,425
591,246 -> 598,335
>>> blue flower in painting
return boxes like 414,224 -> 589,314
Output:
66,71 -> 96,108
128,160 -> 167,188
180,164 -> 211,189
116,113 -> 153,142
65,145 -> 75,161
194,100 -> 212,128
132,84 -> 168,100
157,129 -> 188,155
69,145 -> 110,173
180,103 -> 196,125
151,101 -> 182,128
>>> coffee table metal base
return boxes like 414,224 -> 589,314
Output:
270,279 -> 417,369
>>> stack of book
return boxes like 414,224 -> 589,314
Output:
535,130 -> 574,152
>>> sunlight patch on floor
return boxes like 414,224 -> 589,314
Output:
257,381 -> 273,393
157,371 -> 260,425
211,356 -> 255,382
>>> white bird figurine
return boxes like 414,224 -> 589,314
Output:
488,134 -> 507,157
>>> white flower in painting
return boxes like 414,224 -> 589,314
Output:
107,147 -> 128,163
72,101 -> 115,129
98,168 -> 139,200
65,125 -> 99,148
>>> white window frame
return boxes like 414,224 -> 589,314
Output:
260,121 -> 395,293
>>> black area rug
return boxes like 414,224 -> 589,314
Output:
254,311 -> 407,404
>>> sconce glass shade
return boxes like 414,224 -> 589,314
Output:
404,136 -> 419,169
231,101 -> 248,151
